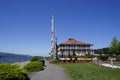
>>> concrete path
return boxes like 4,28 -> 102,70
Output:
29,60 -> 70,80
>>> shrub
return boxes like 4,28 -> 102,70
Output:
0,64 -> 29,80
30,56 -> 40,62
24,61 -> 43,72
40,59 -> 45,66
52,60 -> 60,63
99,55 -> 109,61
81,54 -> 95,58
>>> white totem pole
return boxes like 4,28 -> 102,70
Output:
51,13 -> 57,60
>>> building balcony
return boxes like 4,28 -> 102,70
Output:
58,47 -> 91,50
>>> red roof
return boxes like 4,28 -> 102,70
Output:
61,38 -> 92,45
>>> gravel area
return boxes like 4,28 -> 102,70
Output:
11,61 -> 30,68
101,63 -> 120,69
29,60 -> 70,80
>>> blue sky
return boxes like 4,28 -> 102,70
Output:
0,0 -> 120,56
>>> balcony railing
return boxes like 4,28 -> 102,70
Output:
58,47 -> 91,50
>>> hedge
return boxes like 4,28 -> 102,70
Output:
24,61 -> 43,72
0,64 -> 29,80
31,56 -> 41,62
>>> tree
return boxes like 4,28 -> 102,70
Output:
118,41 -> 120,57
109,37 -> 120,57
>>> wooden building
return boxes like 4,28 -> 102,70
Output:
57,38 -> 94,58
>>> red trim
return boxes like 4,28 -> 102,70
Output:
61,38 -> 92,45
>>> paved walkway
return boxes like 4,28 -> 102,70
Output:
29,60 -> 70,80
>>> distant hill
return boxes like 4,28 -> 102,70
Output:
94,47 -> 110,54
0,52 -> 32,63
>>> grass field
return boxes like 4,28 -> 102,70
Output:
60,63 -> 120,80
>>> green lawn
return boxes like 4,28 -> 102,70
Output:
60,63 -> 120,80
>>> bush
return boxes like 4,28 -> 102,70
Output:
40,59 -> 45,66
52,60 -> 60,63
24,61 -> 43,72
30,56 -> 40,62
99,55 -> 109,61
81,54 -> 95,58
0,64 -> 29,80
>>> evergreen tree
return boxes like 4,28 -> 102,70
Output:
109,37 -> 120,57
118,41 -> 120,56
